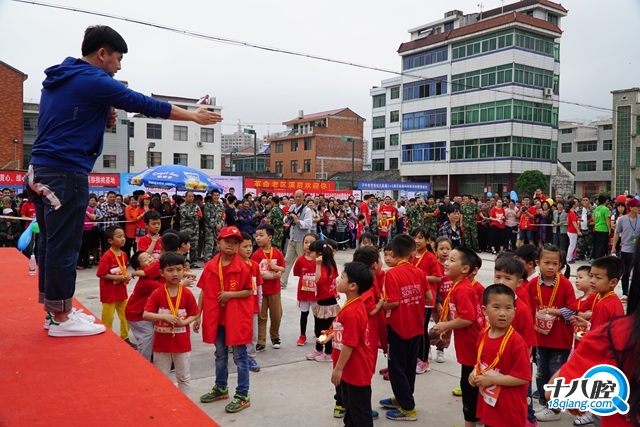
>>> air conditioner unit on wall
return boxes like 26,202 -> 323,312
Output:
543,88 -> 553,97
297,169 -> 302,173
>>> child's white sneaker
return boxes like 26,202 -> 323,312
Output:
436,350 -> 446,363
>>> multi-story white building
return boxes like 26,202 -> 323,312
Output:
221,125 -> 264,152
129,94 -> 222,175
370,0 -> 566,198
557,119 -> 612,198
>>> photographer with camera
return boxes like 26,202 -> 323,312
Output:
516,196 -> 537,247
280,190 -> 313,289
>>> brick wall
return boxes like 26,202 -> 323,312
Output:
0,64 -> 25,170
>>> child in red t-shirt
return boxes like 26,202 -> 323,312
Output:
196,226 -> 253,413
428,237 -> 453,364
143,252 -> 199,394
469,285 -> 531,427
137,211 -> 163,260
356,215 -> 366,245
571,265 -> 595,348
96,226 -> 133,345
293,233 -> 319,346
239,232 -> 263,373
326,262 -> 376,427
125,251 -> 161,361
377,212 -> 392,248
252,224 -> 286,352
431,246 -> 483,427
379,235 -> 432,421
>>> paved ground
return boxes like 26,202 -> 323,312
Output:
72,249 -> 604,427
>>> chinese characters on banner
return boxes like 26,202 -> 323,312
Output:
244,178 -> 336,192
0,172 -> 120,188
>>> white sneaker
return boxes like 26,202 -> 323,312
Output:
48,311 -> 106,337
428,348 -> 432,360
416,359 -> 431,374
44,312 -> 53,330
535,407 -> 562,422
45,308 -> 95,330
436,350 -> 446,363
573,412 -> 594,425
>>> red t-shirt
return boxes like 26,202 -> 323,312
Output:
513,297 -> 537,348
356,222 -> 365,240
377,218 -> 392,237
527,275 -> 577,349
246,259 -> 263,314
518,206 -> 537,230
472,280 -> 485,309
197,253 -> 253,345
137,235 -> 163,259
379,203 -> 396,219
490,207 -> 506,229
515,284 -> 532,311
589,293 -> 624,330
434,262 -> 453,302
361,286 -> 380,363
360,202 -> 370,223
294,255 -> 318,302
385,262 -> 427,340
144,286 -> 198,353
413,251 -> 438,307
331,298 -> 374,386
20,201 -> 36,229
567,210 -> 578,233
251,247 -> 285,296
476,329 -> 531,427
125,276 -> 162,322
558,318 -> 635,427
316,265 -> 339,301
96,249 -> 129,303
448,278 -> 483,366
574,292 -> 596,349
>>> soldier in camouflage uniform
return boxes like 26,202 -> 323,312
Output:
422,195 -> 439,236
406,198 -> 423,234
576,196 -> 594,260
265,195 -> 285,249
202,189 -> 225,262
460,194 -> 480,252
179,190 -> 202,268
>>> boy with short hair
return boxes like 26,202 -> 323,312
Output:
96,225 -> 134,346
328,262 -> 376,427
239,232 -> 263,372
143,252 -> 199,394
379,235 -> 432,421
252,224 -> 286,351
469,284 -> 531,427
431,246 -> 484,427
197,226 -> 254,413
137,211 -> 163,259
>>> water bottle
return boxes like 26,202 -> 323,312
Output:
28,255 -> 37,276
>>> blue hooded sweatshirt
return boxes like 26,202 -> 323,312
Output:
31,57 -> 172,174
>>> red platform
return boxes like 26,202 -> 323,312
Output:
0,248 -> 219,427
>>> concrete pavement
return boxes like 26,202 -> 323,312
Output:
72,249 -> 588,427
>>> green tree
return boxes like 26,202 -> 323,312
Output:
515,170 -> 548,199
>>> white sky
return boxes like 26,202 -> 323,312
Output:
1,0 -> 638,138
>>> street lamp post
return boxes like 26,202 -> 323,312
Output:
147,142 -> 156,168
341,136 -> 355,190
244,128 -> 257,178
229,147 -> 238,173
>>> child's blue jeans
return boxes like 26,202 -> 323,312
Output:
214,325 -> 250,397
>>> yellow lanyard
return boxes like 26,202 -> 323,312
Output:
439,280 -> 461,322
414,251 -> 425,269
324,296 -> 362,335
110,248 -> 128,281
591,291 -> 616,311
262,247 -> 273,264
218,257 -> 225,292
536,273 -> 560,309
476,325 -> 515,375
164,284 -> 182,337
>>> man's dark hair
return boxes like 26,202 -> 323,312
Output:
82,25 -> 128,56
591,256 -> 624,280
598,194 -> 607,205
211,189 -> 220,194
271,195 -> 280,204
161,231 -> 180,252
106,190 -> 116,196
390,234 -> 416,259
143,210 -> 161,224
226,194 -> 237,204
160,251 -> 185,269
256,223 -> 275,237
353,245 -> 380,268
483,284 -> 515,306
343,262 -> 374,295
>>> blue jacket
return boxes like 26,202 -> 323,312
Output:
31,57 -> 173,174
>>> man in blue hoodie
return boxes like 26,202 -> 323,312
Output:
27,25 -> 222,338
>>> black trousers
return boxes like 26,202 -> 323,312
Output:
387,326 -> 420,411
592,231 -> 609,260
461,364 -> 480,422
341,381 -> 373,427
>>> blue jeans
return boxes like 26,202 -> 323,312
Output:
26,165 -> 88,313
214,325 -> 250,396
536,347 -> 570,406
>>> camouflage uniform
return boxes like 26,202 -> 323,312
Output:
422,203 -> 439,236
460,202 -> 480,251
179,201 -> 201,265
406,203 -> 423,234
575,205 -> 594,260
202,200 -> 225,262
266,204 -> 285,249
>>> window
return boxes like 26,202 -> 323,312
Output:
403,76 -> 447,100
637,116 -> 640,135
402,46 -> 448,70
577,161 -> 597,172
403,108 -> 447,130
451,99 -> 553,126
173,153 -> 188,165
290,160 -> 299,173
390,86 -> 400,99
275,141 -> 283,153
449,136 -> 555,161
201,128 -> 214,143
390,110 -> 399,123
372,159 -> 385,171
390,134 -> 399,146
105,125 -> 116,134
129,150 -> 134,167
389,158 -> 399,170
304,159 -> 312,173
561,128 -> 573,134
275,161 -> 283,174
453,29 -> 552,60
372,137 -> 385,151
561,161 -> 572,172
128,121 -> 134,138
291,139 -> 299,152
602,160 -> 612,171
603,140 -> 612,150
547,13 -> 558,25
403,142 -> 447,162
373,94 -> 386,108
200,154 -> 214,169
372,116 -> 385,129
561,143 -> 572,153
102,155 -> 116,169
636,147 -> 640,168
602,124 -> 612,131
23,116 -> 37,132
147,151 -> 161,167
304,137 -> 312,150
576,141 -> 597,152
444,21 -> 454,31
147,123 -> 162,139
173,125 -> 188,141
